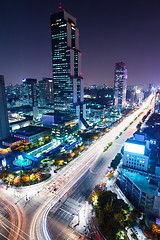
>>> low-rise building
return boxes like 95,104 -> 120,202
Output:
2,137 -> 22,148
118,168 -> 160,219
42,113 -> 78,142
13,126 -> 51,144
122,139 -> 150,172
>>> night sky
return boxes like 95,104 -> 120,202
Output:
0,0 -> 160,87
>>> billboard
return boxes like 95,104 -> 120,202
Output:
124,142 -> 145,155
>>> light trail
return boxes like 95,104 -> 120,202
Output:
30,95 -> 154,240
0,193 -> 28,240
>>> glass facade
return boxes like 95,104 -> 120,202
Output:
22,78 -> 37,107
114,62 -> 127,109
50,10 -> 85,121
39,78 -> 54,107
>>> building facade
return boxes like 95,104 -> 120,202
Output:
0,75 -> 10,140
39,78 -> 54,107
122,139 -> 149,172
114,62 -> 127,109
155,90 -> 160,114
22,78 -> 37,106
14,126 -> 51,144
42,113 -> 78,142
50,7 -> 86,127
118,169 -> 160,219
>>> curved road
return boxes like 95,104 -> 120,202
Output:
0,192 -> 27,240
30,95 -> 154,240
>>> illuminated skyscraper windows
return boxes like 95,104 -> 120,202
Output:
50,8 -> 86,127
114,62 -> 127,109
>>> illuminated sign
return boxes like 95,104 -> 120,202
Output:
124,142 -> 145,155
156,218 -> 160,226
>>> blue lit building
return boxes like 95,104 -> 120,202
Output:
50,5 -> 86,128
114,62 -> 127,109
118,168 -> 160,219
118,134 -> 160,220
14,126 -> 51,144
39,78 -> 54,107
22,78 -> 37,107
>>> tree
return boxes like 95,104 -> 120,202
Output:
127,211 -> 137,227
114,212 -> 125,225
20,148 -> 24,153
6,174 -> 15,185
30,174 -> 36,182
22,175 -> 30,183
95,190 -> 129,240
98,190 -> 117,211
35,172 -> 43,182
30,143 -> 33,149
14,176 -> 22,186
111,153 -> 122,170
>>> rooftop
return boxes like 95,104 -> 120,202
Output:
126,139 -> 146,146
14,126 -> 50,136
122,169 -> 159,196
2,137 -> 21,144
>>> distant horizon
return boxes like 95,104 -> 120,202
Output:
4,79 -> 151,90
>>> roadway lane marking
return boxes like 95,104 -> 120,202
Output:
59,208 -> 74,216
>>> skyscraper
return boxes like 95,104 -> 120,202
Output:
50,5 -> 86,126
22,78 -> 37,107
114,62 -> 127,109
39,78 -> 54,107
0,75 -> 9,140
155,89 -> 160,114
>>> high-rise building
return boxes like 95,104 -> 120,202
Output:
22,78 -> 37,106
50,5 -> 86,127
0,75 -> 10,140
155,89 -> 160,114
39,78 -> 54,107
114,62 -> 127,109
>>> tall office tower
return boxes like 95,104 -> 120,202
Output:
114,62 -> 127,109
22,78 -> 37,106
155,89 -> 160,114
39,78 -> 54,107
0,75 -> 9,140
50,5 -> 86,127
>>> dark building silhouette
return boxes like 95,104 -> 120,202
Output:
0,75 -> 9,140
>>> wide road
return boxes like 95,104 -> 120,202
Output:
30,95 -> 154,240
46,103 -> 153,240
0,95 -> 153,240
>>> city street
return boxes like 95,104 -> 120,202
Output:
0,95 -> 154,240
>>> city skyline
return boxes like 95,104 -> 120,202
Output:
1,0 -> 160,87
